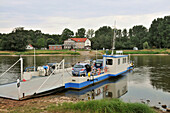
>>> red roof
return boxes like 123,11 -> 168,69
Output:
70,38 -> 88,42
29,44 -> 33,47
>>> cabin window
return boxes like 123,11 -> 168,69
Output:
106,59 -> 113,65
118,59 -> 120,65
122,58 -> 126,64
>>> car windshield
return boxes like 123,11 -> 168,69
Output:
74,65 -> 84,68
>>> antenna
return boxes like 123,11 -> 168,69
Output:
111,21 -> 116,55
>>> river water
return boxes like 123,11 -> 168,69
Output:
0,55 -> 170,108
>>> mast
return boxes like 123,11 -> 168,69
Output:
111,21 -> 116,55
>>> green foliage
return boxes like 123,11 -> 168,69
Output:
60,28 -> 74,43
149,16 -> 170,49
76,28 -> 86,38
86,29 -> 94,38
46,99 -> 155,113
37,38 -> 46,49
92,26 -> 113,50
1,28 -> 28,51
143,41 -> 150,49
46,38 -> 55,48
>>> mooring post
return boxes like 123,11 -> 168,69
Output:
17,79 -> 21,99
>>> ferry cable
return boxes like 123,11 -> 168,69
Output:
0,59 -> 21,78
34,59 -> 64,95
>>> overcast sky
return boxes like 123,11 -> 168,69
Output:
0,0 -> 169,34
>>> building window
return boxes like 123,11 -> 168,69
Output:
106,59 -> 113,65
118,59 -> 120,65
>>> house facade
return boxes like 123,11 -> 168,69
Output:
26,44 -> 34,50
64,38 -> 91,50
49,45 -> 62,50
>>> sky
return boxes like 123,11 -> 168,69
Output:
0,0 -> 169,34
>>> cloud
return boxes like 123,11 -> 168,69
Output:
30,11 -> 170,34
0,0 -> 169,34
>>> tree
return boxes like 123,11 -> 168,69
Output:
60,28 -> 74,43
76,28 -> 86,38
46,38 -> 55,48
37,38 -> 46,48
148,16 -> 170,48
130,25 -> 148,49
1,28 -> 28,51
92,26 -> 113,49
86,29 -> 94,38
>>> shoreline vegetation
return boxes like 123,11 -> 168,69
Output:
0,97 -> 156,113
0,49 -> 169,56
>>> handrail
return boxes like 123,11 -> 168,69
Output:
34,59 -> 65,94
0,58 -> 21,78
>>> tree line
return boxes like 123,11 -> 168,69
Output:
0,15 -> 169,51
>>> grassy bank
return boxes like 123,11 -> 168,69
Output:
101,49 -> 170,55
0,50 -> 80,55
0,49 -> 169,56
10,99 -> 156,113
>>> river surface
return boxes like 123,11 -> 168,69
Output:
0,55 -> 170,108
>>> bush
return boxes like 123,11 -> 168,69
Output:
47,99 -> 155,113
143,42 -> 150,49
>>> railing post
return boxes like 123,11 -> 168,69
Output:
20,57 -> 23,80
34,48 -> 36,72
62,59 -> 65,86
17,79 -> 21,99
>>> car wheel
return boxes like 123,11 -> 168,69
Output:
84,71 -> 87,77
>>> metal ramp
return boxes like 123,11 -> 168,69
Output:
0,70 -> 72,100
0,58 -> 72,100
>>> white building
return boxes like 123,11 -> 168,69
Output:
64,38 -> 91,50
26,44 -> 34,50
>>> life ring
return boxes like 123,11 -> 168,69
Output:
104,67 -> 107,73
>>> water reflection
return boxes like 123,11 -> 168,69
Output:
121,55 -> 170,107
64,75 -> 127,100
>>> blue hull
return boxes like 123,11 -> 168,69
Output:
65,66 -> 132,89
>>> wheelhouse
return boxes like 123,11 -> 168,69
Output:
103,55 -> 129,74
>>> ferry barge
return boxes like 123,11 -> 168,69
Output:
0,53 -> 133,100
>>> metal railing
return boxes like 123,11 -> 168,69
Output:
34,59 -> 65,94
0,57 -> 23,79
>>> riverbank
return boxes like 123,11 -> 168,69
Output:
0,50 -> 80,56
0,49 -> 169,56
0,96 -> 156,113
101,49 -> 170,55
